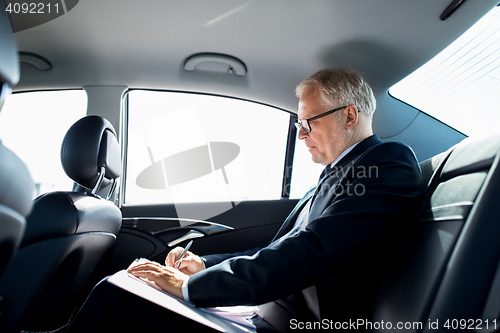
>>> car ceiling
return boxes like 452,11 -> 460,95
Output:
9,0 -> 500,159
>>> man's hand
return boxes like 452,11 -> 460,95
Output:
165,247 -> 205,275
127,262 -> 187,300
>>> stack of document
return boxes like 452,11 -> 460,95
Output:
108,258 -> 257,332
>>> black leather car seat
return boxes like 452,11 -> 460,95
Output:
0,146 -> 32,280
370,133 -> 500,332
0,115 -> 122,333
0,2 -> 33,282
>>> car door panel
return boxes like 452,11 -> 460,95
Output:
109,199 -> 298,272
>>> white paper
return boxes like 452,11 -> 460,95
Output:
109,261 -> 256,332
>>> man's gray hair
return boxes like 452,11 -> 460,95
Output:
296,67 -> 376,119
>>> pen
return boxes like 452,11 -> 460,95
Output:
176,240 -> 193,269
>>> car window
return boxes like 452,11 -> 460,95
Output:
290,140 -> 325,199
390,5 -> 500,137
124,90 -> 290,208
0,90 -> 88,198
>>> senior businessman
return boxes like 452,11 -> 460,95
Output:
68,67 -> 423,333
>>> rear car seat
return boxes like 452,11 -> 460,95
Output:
371,133 -> 500,332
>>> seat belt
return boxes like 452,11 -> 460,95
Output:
302,285 -> 321,321
257,301 -> 296,333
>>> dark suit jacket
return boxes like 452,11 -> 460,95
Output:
188,134 -> 423,326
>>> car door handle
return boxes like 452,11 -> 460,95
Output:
121,217 -> 234,237
167,229 -> 205,247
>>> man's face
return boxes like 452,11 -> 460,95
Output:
297,88 -> 348,165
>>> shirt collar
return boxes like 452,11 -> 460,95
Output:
327,141 -> 361,169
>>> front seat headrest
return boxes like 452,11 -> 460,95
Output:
60,115 -> 121,191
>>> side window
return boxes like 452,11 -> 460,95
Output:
125,91 -> 290,213
290,137 -> 324,199
0,90 -> 88,197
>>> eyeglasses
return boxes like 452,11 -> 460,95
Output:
295,106 -> 348,134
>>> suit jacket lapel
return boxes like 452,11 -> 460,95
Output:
309,134 -> 383,220
272,135 -> 383,241
272,187 -> 316,241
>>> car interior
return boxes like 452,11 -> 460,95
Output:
0,0 -> 500,332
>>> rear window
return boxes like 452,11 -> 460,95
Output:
390,5 -> 500,137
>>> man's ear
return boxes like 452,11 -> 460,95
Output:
344,105 -> 358,130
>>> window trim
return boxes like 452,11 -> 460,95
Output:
281,114 -> 297,198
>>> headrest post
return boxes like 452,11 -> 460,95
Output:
92,166 -> 106,194
106,178 -> 118,201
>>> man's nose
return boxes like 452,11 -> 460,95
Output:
297,126 -> 307,140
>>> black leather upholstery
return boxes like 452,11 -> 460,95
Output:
371,133 -> 500,332
21,192 -> 121,248
0,116 -> 122,333
0,145 -> 33,280
0,1 -> 33,283
61,115 -> 121,190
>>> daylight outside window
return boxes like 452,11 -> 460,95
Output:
0,90 -> 88,198
290,136 -> 325,199
125,91 -> 291,219
390,6 -> 500,137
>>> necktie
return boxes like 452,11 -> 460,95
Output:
318,164 -> 332,184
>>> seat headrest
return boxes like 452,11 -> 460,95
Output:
0,3 -> 19,89
61,115 -> 121,190
440,133 -> 500,181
